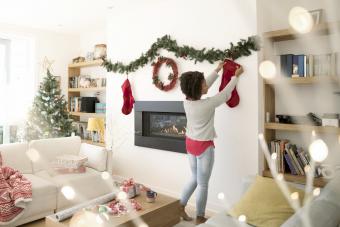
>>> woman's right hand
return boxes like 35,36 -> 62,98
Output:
235,66 -> 244,77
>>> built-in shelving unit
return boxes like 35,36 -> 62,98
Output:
262,21 -> 340,187
265,76 -> 338,85
81,139 -> 105,147
68,59 -> 106,147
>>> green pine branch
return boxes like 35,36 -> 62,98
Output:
102,35 -> 260,74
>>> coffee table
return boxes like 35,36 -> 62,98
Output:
45,193 -> 180,227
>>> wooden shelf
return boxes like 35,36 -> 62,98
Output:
265,76 -> 339,85
68,87 -> 106,92
263,21 -> 340,42
263,170 -> 327,187
68,59 -> 103,68
265,122 -> 340,134
70,112 -> 105,118
81,139 -> 105,147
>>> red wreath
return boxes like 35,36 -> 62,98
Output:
152,57 -> 178,91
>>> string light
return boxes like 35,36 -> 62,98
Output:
312,130 -> 316,137
96,215 -> 103,224
217,192 -> 225,200
61,186 -> 75,200
138,224 -> 149,227
309,139 -> 329,162
238,215 -> 247,222
117,191 -> 128,200
288,6 -> 314,34
271,153 -> 277,160
304,165 -> 311,173
290,192 -> 299,200
258,133 -> 264,140
259,60 -> 276,79
101,172 -> 111,180
313,188 -> 321,197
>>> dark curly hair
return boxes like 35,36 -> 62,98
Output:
180,71 -> 205,100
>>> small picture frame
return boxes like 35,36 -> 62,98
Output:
309,9 -> 322,25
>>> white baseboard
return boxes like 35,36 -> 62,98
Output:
112,174 -> 226,215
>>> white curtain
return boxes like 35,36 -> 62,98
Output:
0,35 -> 35,142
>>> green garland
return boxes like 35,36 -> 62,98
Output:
102,35 -> 260,74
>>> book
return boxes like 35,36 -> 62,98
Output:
297,55 -> 305,77
286,145 -> 302,175
286,54 -> 293,77
284,151 -> 297,175
289,146 -> 304,175
292,55 -> 299,78
292,146 -> 306,173
280,55 -> 288,77
279,140 -> 289,173
308,55 -> 314,76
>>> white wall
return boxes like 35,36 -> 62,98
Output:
106,0 -> 258,211
0,23 -> 80,97
257,0 -> 340,166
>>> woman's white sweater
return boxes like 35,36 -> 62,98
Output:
183,71 -> 239,141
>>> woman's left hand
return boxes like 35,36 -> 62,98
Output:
215,62 -> 225,73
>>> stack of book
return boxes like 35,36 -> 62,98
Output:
69,97 -> 82,112
69,76 -> 79,88
278,53 -> 337,78
269,140 -> 320,176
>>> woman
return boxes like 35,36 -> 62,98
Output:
179,61 -> 244,225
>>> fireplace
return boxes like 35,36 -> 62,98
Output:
135,101 -> 186,153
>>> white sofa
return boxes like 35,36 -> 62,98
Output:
0,136 -> 114,227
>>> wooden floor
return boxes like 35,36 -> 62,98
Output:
20,219 -> 196,227
20,207 -> 213,227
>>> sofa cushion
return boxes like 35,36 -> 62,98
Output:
29,136 -> 81,173
282,172 -> 340,227
0,142 -> 32,173
24,174 -> 57,196
229,175 -> 305,227
35,167 -> 113,211
21,174 -> 57,216
79,143 -> 107,171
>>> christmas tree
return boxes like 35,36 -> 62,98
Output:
25,69 -> 73,140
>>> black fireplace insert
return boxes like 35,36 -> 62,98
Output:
135,101 -> 186,153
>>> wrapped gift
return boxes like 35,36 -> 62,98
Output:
120,178 -> 141,199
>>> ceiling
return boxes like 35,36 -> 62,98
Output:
0,0 -> 114,34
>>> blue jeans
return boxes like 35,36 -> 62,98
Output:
180,146 -> 215,217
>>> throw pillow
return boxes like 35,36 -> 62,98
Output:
229,175 -> 305,227
54,166 -> 86,174
79,143 -> 107,171
282,172 -> 340,227
53,154 -> 88,169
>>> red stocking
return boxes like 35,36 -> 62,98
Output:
219,59 -> 240,108
121,79 -> 135,115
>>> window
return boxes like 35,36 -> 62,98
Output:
0,35 -> 35,144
